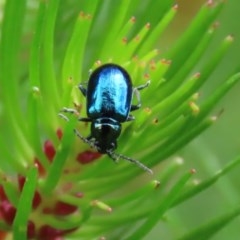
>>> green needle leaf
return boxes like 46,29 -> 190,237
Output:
178,205 -> 240,240
13,168 -> 38,240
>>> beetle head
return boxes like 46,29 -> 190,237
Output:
91,118 -> 121,153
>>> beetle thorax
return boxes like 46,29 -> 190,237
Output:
91,118 -> 122,153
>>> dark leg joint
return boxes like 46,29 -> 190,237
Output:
79,84 -> 87,97
78,117 -> 92,122
130,104 -> 141,111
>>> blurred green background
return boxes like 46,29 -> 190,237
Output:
148,1 -> 240,239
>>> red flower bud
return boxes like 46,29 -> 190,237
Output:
44,140 -> 56,162
76,151 -> 101,164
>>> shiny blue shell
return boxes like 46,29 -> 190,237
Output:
86,64 -> 132,122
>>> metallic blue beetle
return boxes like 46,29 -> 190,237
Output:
65,63 -> 152,173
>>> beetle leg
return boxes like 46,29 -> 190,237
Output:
130,80 -> 150,111
61,107 -> 79,115
78,117 -> 92,122
58,107 -> 79,122
58,113 -> 69,122
79,84 -> 87,97
130,88 -> 141,111
135,80 -> 150,91
126,114 -> 135,121
60,108 -> 92,122
59,108 -> 92,124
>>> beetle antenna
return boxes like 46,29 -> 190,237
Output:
74,129 -> 97,149
107,151 -> 153,174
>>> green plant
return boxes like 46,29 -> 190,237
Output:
0,0 -> 239,239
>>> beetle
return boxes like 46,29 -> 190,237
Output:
64,63 -> 152,173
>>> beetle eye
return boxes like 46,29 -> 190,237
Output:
110,142 -> 116,150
